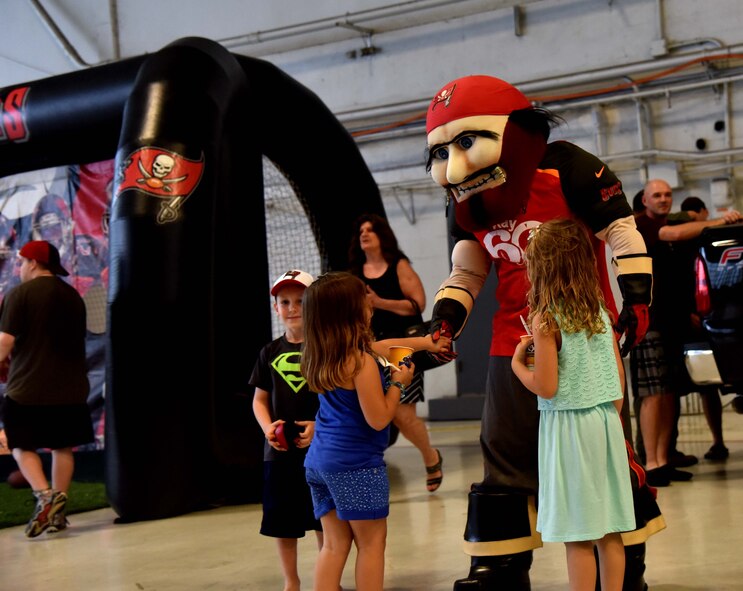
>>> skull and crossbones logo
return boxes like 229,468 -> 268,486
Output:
137,154 -> 187,192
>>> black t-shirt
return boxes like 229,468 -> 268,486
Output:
248,335 -> 320,461
635,213 -> 697,339
0,276 -> 89,405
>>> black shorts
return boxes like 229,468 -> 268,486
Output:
1,396 -> 94,451
261,458 -> 322,538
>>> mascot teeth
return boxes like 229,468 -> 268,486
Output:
454,167 -> 507,202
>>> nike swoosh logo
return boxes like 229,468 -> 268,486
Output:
595,166 -> 605,178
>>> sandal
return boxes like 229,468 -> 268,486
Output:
426,449 -> 443,492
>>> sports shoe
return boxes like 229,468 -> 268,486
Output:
665,466 -> 693,482
704,443 -> 729,461
668,449 -> 699,468
25,489 -> 53,537
46,492 -> 69,534
645,467 -> 670,487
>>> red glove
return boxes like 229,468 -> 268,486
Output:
614,303 -> 649,357
430,320 -> 457,363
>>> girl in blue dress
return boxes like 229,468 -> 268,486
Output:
301,271 -> 450,591
512,219 -> 635,591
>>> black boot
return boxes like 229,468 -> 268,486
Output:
623,543 -> 648,591
453,552 -> 532,590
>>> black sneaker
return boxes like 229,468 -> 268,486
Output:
46,492 -> 69,534
668,450 -> 699,468
645,467 -> 670,487
704,444 -> 729,461
665,466 -> 693,482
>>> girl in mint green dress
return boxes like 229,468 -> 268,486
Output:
512,219 -> 635,591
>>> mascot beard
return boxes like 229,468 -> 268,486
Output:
447,119 -> 547,232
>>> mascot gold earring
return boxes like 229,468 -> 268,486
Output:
425,75 -> 665,591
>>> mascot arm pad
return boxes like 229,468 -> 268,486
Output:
432,288 -> 473,339
614,254 -> 653,305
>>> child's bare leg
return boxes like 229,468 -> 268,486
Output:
276,538 -> 300,591
349,517 -> 387,591
565,541 -> 597,591
595,533 -> 625,591
315,530 -> 324,552
315,511 -> 352,591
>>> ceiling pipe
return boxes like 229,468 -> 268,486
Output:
338,43 -> 743,126
351,70 -> 743,143
27,0 -> 94,68
109,0 -> 121,60
217,0 -> 543,53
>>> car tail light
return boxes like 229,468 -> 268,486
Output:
694,255 -> 711,316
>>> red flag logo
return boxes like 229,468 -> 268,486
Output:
116,147 -> 204,223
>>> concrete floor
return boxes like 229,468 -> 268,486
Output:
1,397 -> 741,590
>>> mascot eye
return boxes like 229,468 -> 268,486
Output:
432,146 -> 450,161
457,135 -> 475,149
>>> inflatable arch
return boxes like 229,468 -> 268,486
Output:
0,37 -> 385,521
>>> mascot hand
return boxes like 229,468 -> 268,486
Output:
614,303 -> 649,357
431,319 -> 454,341
430,320 -> 457,364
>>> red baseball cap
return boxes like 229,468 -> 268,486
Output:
19,240 -> 69,276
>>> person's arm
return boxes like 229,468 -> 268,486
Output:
355,352 -> 412,430
396,258 -> 426,314
659,210 -> 743,241
511,315 -> 559,399
0,332 -> 15,363
598,215 -> 652,355
431,239 -> 491,339
612,336 -> 625,414
0,332 -> 13,383
252,387 -> 285,450
293,420 -> 315,449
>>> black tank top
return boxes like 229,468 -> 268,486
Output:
363,257 -> 423,340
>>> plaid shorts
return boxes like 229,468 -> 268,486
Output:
630,331 -> 673,397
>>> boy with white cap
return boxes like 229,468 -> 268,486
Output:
249,269 -> 322,591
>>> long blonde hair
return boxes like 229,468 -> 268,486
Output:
525,218 -> 608,337
301,272 -> 374,393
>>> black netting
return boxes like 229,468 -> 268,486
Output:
263,156 -> 324,338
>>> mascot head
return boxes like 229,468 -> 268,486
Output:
426,75 -> 552,232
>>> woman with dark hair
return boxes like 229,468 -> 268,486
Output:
348,213 -> 444,492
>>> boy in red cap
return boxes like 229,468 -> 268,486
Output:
0,240 -> 92,537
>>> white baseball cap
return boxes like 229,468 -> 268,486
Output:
270,269 -> 314,296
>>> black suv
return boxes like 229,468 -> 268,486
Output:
684,222 -> 743,413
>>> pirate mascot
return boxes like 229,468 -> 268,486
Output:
425,76 -> 665,590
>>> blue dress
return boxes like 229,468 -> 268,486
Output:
536,310 -> 635,542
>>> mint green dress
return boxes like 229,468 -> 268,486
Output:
536,309 -> 635,543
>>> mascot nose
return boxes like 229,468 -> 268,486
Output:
445,151 -> 471,185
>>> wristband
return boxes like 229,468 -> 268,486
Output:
390,381 -> 407,398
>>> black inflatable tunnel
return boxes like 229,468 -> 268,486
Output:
0,37 -> 385,521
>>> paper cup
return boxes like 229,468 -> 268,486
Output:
387,346 -> 414,366
520,335 -> 535,370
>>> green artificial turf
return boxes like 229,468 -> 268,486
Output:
0,481 -> 109,529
